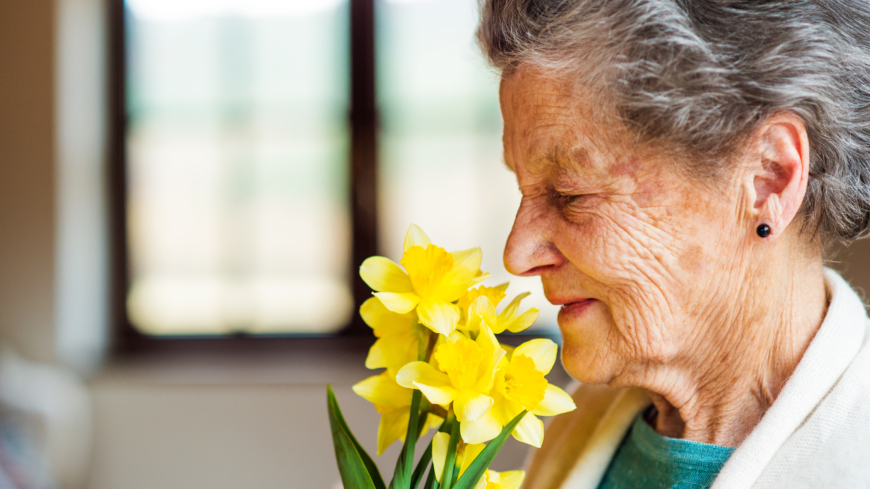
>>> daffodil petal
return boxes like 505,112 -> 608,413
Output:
364,338 -> 388,370
417,299 -> 459,336
468,296 -> 498,332
396,361 -> 456,406
532,384 -> 577,416
366,334 -> 418,376
403,224 -> 432,253
396,361 -> 448,389
450,247 -> 483,276
447,330 -> 466,343
498,471 -> 526,489
432,431 -> 450,483
374,292 -> 420,314
460,408 -> 503,444
360,297 -> 417,336
360,256 -> 413,293
476,323 -> 500,353
498,291 -> 530,321
490,394 -> 524,427
378,407 -> 410,456
513,338 -> 557,374
459,442 -> 486,478
454,392 -> 493,422
440,247 -> 483,300
501,344 -> 515,358
468,272 -> 491,288
426,413 -> 444,431
416,383 -> 456,407
475,324 -> 506,392
505,307 -> 539,333
352,373 -> 412,410
512,412 -> 545,447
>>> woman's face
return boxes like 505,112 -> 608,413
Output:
500,68 -> 752,386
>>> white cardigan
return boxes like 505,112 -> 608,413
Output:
525,269 -> 870,489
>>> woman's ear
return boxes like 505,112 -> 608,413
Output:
746,113 -> 810,240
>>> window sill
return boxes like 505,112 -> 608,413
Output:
94,332 -> 573,388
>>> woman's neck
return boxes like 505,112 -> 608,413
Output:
646,238 -> 828,446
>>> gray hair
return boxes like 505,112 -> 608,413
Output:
478,0 -> 870,243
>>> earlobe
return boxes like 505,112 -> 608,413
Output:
749,114 -> 810,240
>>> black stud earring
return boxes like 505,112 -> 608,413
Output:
757,224 -> 771,238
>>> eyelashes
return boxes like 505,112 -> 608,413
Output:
550,186 -> 585,208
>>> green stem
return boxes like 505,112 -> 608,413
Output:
439,411 -> 461,489
400,389 -> 423,488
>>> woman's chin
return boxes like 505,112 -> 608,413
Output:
557,299 -> 620,384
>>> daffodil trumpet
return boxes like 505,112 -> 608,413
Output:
329,224 -> 576,489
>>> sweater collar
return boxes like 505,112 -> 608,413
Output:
712,268 -> 868,489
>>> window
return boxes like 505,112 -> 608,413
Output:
112,0 -> 556,342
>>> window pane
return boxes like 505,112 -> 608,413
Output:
125,0 -> 352,335
377,0 -> 557,332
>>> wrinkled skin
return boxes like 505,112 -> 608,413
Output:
500,67 -> 827,446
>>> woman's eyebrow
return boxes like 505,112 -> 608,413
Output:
528,145 -> 590,174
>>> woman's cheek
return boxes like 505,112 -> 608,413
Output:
560,202 -> 639,280
559,303 -> 626,384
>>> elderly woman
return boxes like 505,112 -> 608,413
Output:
476,1 -> 870,488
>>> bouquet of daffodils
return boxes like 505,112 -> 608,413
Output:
327,225 -> 576,489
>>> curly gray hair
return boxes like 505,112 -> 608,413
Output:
478,0 -> 870,243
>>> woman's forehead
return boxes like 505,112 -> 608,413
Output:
500,68 -> 634,176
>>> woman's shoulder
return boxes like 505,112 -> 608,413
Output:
750,317 -> 870,487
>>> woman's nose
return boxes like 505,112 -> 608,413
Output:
503,198 -> 564,276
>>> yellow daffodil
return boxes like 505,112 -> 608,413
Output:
431,432 -> 525,489
396,325 -> 505,444
352,372 -> 442,456
474,469 -> 525,489
469,338 -> 576,448
359,225 -> 487,336
464,291 -> 539,336
431,432 -> 485,484
360,297 -> 422,376
457,285 -> 508,322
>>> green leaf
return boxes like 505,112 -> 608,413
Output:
390,389 -> 423,489
388,455 -> 405,489
411,416 -> 447,489
403,390 -> 423,486
410,443 -> 432,489
439,412 -> 461,489
327,385 -> 387,489
451,411 -> 528,489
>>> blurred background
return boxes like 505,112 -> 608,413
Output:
1,0 -> 869,488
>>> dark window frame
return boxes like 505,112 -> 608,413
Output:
106,0 -> 377,355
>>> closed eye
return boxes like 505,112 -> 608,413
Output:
550,187 -> 585,208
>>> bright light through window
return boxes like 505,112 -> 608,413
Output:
124,0 -> 352,335
377,0 -> 558,332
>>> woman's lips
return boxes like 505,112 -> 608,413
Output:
559,299 -> 597,315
